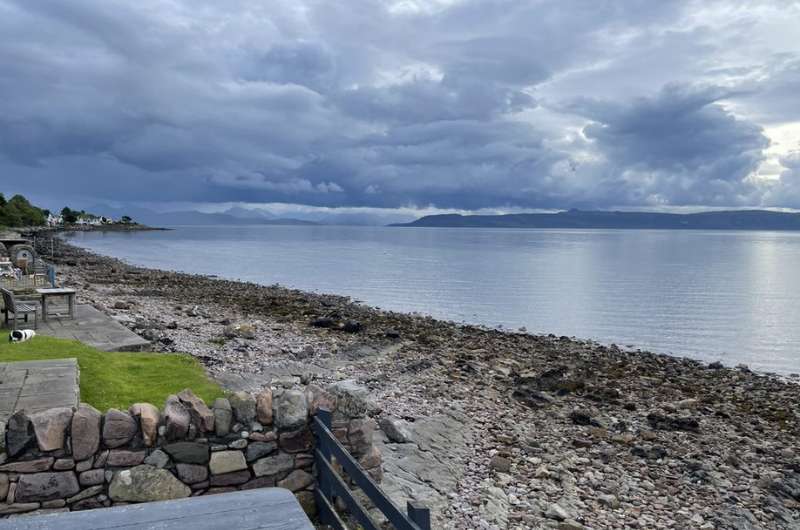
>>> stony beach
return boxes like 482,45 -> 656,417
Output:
33,233 -> 800,530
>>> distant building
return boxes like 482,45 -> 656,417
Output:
46,214 -> 64,227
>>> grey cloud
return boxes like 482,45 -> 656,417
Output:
572,84 -> 769,206
0,0 -> 799,212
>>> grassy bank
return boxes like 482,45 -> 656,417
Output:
0,336 -> 224,411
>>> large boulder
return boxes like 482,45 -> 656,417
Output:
213,398 -> 233,436
177,389 -> 214,432
163,395 -> 191,441
109,465 -> 191,502
229,392 -> 256,425
71,404 -> 101,461
256,389 -> 273,425
15,472 -> 80,502
275,390 -> 308,430
30,407 -> 73,452
102,409 -> 137,448
5,411 -> 35,457
129,403 -> 160,446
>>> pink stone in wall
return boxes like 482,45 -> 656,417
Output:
256,389 -> 273,425
30,407 -> 73,452
129,403 -> 160,446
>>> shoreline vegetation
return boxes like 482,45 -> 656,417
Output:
31,232 -> 800,529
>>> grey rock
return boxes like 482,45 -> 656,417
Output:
545,502 -> 574,522
213,398 -> 233,436
67,485 -> 104,504
79,469 -> 105,486
144,449 -> 170,468
379,416 -> 412,443
0,457 -> 54,473
71,404 -> 102,461
5,411 -> 35,458
253,452 -> 294,477
277,470 -> 313,492
246,441 -> 278,462
327,380 -> 370,418
163,442 -> 210,464
229,392 -> 256,425
176,463 -> 208,484
102,409 -> 137,448
53,458 -> 75,471
275,390 -> 308,430
228,438 -> 248,449
107,450 -> 146,467
209,451 -> 247,475
16,472 -> 80,502
108,465 -> 191,502
209,470 -> 251,487
0,503 -> 40,515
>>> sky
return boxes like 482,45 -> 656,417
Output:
1,0 -> 800,221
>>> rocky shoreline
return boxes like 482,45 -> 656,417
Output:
33,234 -> 800,529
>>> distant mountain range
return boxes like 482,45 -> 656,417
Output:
392,209 -> 800,230
87,205 -> 320,227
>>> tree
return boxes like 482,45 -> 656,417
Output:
61,207 -> 79,224
120,215 -> 133,224
1,195 -> 46,226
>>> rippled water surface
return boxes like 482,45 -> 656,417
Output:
66,226 -> 800,374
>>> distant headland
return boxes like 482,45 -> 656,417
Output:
391,209 -> 800,230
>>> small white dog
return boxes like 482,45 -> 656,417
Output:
9,329 -> 36,343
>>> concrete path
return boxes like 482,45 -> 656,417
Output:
0,359 -> 79,424
33,304 -> 151,352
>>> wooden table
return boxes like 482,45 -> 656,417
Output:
36,287 -> 77,321
0,488 -> 314,529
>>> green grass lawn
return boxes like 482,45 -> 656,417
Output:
0,336 -> 224,411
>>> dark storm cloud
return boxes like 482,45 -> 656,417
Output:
571,85 -> 769,206
0,0 -> 798,211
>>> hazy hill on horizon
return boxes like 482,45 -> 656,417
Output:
393,209 -> 800,230
88,205 -> 320,227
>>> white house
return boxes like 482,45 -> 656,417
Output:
46,214 -> 63,227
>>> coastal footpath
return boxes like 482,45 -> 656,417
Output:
33,234 -> 800,529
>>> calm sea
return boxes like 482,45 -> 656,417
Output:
65,226 -> 800,375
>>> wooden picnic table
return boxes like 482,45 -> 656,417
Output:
0,488 -> 314,529
36,287 -> 76,321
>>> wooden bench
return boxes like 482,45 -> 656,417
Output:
0,488 -> 314,529
1,287 -> 38,330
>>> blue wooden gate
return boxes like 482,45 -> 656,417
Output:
313,409 -> 431,530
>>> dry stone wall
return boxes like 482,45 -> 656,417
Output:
0,380 -> 381,519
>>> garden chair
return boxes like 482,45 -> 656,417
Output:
1,287 -> 38,330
